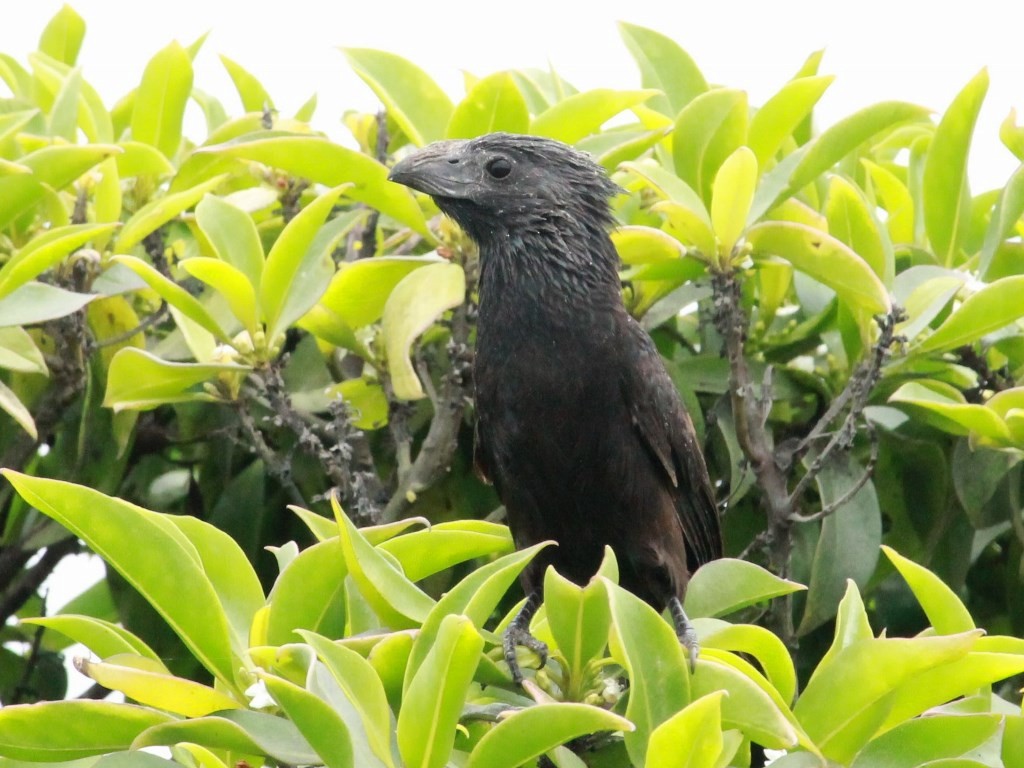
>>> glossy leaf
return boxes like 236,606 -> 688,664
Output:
104,347 -> 248,411
673,89 -> 748,203
0,326 -> 45,374
531,89 -> 656,144
0,223 -> 118,300
21,615 -> 163,666
882,545 -> 974,633
924,69 -> 989,265
468,703 -> 633,768
794,631 -> 982,763
889,381 -> 1010,442
685,558 -> 805,618
747,221 -> 891,314
220,54 -> 273,112
131,41 -> 192,159
695,619 -> 797,706
0,281 -> 95,327
38,5 -> 85,65
916,275 -> 1024,353
543,567 -> 611,692
382,261 -> 465,400
749,75 -> 834,167
825,174 -> 894,286
603,578 -> 689,766
261,671 -> 354,768
0,701 -> 172,761
0,379 -> 36,439
851,714 -> 1003,768
447,72 -> 529,138
76,655 -> 241,717
260,185 -> 348,339
1,472 -> 242,689
380,520 -> 513,581
266,539 -> 347,646
646,691 -> 727,768
116,174 -> 227,252
618,22 -> 707,115
300,632 -> 395,768
863,159 -> 915,244
813,580 -> 873,683
181,257 -> 260,336
334,497 -> 434,629
133,710 -> 319,763
195,193 -> 264,288
711,146 -> 758,257
344,48 -> 452,146
979,163 -> 1024,277
398,614 -> 483,768
202,136 -> 431,237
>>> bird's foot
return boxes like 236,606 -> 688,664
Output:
503,593 -> 547,685
669,596 -> 699,673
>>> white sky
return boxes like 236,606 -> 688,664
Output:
2,0 -> 1023,189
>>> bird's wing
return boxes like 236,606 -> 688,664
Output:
624,324 -> 723,569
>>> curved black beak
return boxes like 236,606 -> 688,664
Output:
388,140 -> 476,199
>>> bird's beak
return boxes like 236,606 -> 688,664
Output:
388,140 -> 475,198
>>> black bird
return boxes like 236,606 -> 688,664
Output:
388,133 -> 722,682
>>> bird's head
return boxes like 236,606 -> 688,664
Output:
388,133 -> 620,245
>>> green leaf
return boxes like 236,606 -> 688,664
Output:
798,456 -> 882,635
0,379 -> 36,439
881,545 -> 974,633
180,257 -> 259,337
333,497 -> 434,629
672,89 -> 748,203
746,221 -> 891,315
447,72 -> 529,139
645,691 -> 727,768
794,631 -> 982,763
404,541 -> 551,687
0,281 -> 95,327
112,255 -> 229,342
220,54 -> 273,112
300,632 -> 395,768
1,472 -> 242,690
785,100 -> 930,194
851,714 -> 1003,768
382,262 -> 465,400
104,347 -> 247,411
468,703 -> 634,768
116,174 -> 227,252
685,558 -> 805,618
317,255 -> 444,332
531,89 -> 657,144
131,41 -> 193,159
603,578 -> 689,767
260,185 -> 349,340
690,654 -> 800,750
398,614 -> 483,768
195,194 -> 265,289
863,159 -> 915,244
379,520 -> 514,581
814,580 -> 874,682
695,620 -> 797,706
0,326 -> 46,374
133,710 -> 319,764
1001,108 -> 1024,160
825,175 -> 894,287
711,146 -> 758,257
617,22 -> 707,115
0,701 -> 172,761
202,136 -> 431,237
543,567 -> 611,693
38,5 -> 86,65
21,615 -> 163,666
889,381 -> 1010,442
916,275 -> 1024,353
76,655 -> 242,718
924,69 -> 989,265
261,672 -> 354,768
0,223 -> 118,300
343,48 -> 453,146
47,66 -> 82,141
979,163 -> 1024,277
114,141 -> 175,177
749,76 -> 834,168
266,539 -> 347,646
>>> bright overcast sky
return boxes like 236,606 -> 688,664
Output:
2,0 -> 1023,189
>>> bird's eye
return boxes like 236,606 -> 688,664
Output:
486,157 -> 512,179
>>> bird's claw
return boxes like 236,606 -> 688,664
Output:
503,623 -> 548,685
669,596 -> 700,674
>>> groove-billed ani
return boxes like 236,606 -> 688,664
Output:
389,133 -> 722,682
